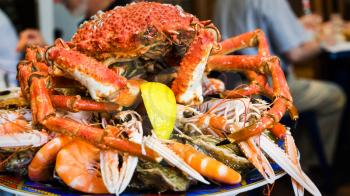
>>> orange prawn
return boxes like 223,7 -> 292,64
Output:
55,139 -> 108,194
166,141 -> 241,184
28,135 -> 72,181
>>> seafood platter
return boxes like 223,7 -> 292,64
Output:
0,2 -> 321,196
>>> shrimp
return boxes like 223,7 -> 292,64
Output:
166,141 -> 241,185
28,136 -> 72,181
55,139 -> 108,194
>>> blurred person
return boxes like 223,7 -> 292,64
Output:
214,0 -> 346,169
0,9 -> 20,88
17,0 -> 131,51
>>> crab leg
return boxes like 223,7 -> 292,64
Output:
17,60 -> 47,100
51,95 -> 122,112
26,75 -> 160,161
213,29 -> 270,56
207,54 -> 299,139
212,30 -> 274,100
208,55 -> 298,118
17,47 -> 49,101
42,117 -> 159,161
172,30 -> 216,105
208,55 -> 290,106
211,29 -> 276,104
220,71 -> 274,99
209,55 -> 292,99
208,29 -> 298,118
227,97 -> 289,141
30,77 -> 55,124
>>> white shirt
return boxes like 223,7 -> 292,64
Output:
0,9 -> 19,87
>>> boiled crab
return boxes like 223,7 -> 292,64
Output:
1,1 -> 319,195
18,1 -> 294,157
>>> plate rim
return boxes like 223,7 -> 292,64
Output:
210,172 -> 285,196
0,171 -> 286,196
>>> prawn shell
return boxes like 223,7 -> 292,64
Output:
55,140 -> 108,194
175,134 -> 252,172
28,136 -> 72,181
167,141 -> 242,184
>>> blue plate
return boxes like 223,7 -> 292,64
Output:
0,163 -> 285,196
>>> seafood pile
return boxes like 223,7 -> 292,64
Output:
1,2 -> 321,196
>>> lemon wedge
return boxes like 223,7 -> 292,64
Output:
140,82 -> 176,139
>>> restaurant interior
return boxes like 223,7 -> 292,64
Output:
1,0 -> 350,195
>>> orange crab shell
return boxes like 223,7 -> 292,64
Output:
72,2 -> 200,60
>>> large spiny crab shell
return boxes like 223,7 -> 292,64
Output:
72,2 -> 200,61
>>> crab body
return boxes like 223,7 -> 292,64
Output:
72,2 -> 200,62
32,2 -> 297,145
19,1 -> 296,145
46,2 -> 220,105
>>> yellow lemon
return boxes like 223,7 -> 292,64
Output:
140,82 -> 176,139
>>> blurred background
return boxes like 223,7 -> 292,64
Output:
2,0 -> 350,43
1,0 -> 350,195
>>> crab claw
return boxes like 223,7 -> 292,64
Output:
258,134 -> 321,196
47,43 -> 144,107
239,137 -> 275,184
113,79 -> 145,107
